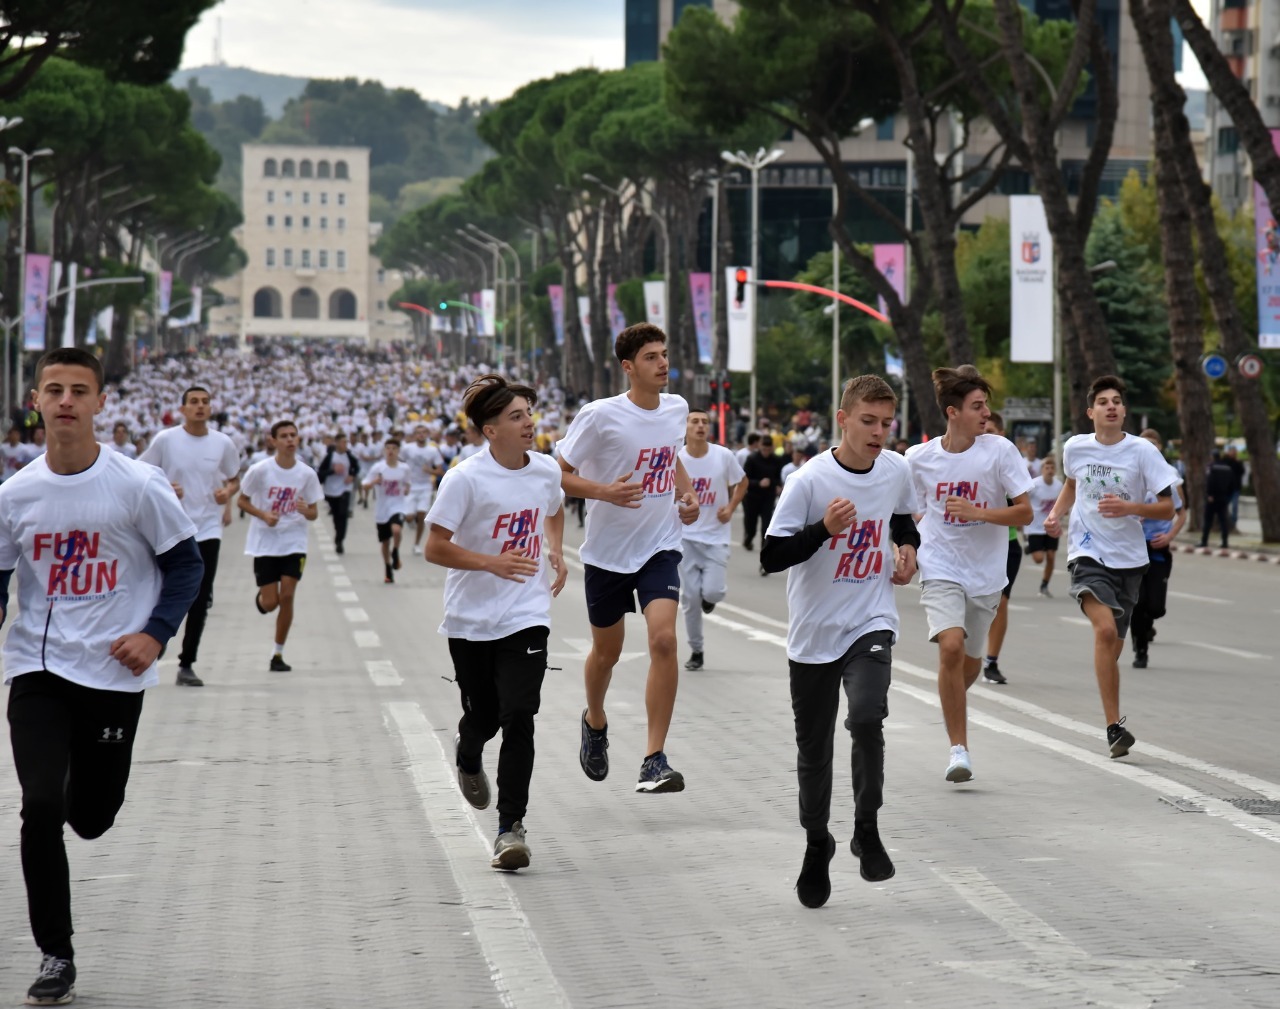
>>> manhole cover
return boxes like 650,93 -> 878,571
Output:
1226,798 -> 1280,816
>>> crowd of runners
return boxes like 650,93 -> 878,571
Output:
1,331 -> 1189,1003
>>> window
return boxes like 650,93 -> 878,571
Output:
284,215 -> 293,228
266,214 -> 275,228
266,190 -> 275,204
265,248 -> 276,267
284,191 -> 293,204
283,248 -> 293,267
302,191 -> 310,205
335,160 -> 349,180
301,249 -> 311,268
281,159 -> 296,177
337,193 -> 346,206
320,217 -> 328,230
318,250 -> 328,269
336,250 -> 346,270
337,217 -> 346,231
317,160 -> 331,179
376,299 -> 385,311
320,192 -> 328,205
291,287 -> 320,319
330,289 -> 357,319
377,268 -> 386,284
264,158 -> 278,177
253,287 -> 282,317
300,159 -> 313,178
302,216 -> 310,229
1218,126 -> 1240,154
876,116 -> 895,141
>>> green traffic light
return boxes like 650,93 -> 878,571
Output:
439,302 -> 448,311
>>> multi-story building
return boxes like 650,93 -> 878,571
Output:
211,143 -> 410,344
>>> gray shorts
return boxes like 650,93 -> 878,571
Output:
1068,557 -> 1146,641
920,580 -> 1002,659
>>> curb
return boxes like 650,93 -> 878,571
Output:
1170,543 -> 1280,564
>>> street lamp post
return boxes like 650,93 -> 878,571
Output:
8,144 -> 53,418
721,147 -> 784,431
469,224 -> 524,377
457,229 -> 505,365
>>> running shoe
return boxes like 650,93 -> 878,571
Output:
385,563 -> 394,584
1038,583 -> 1052,598
26,954 -> 75,1005
579,709 -> 609,781
850,825 -> 896,882
982,662 -> 1007,684
635,751 -> 685,793
795,833 -> 836,908
1107,717 -> 1136,759
1132,652 -> 1148,669
945,744 -> 973,783
701,598 -> 716,614
684,651 -> 704,671
491,821 -> 530,871
269,655 -> 292,673
392,546 -> 402,570
454,733 -> 491,810
176,665 -> 204,687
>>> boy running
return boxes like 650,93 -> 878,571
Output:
1026,455 -> 1064,597
238,420 -> 323,672
362,439 -> 411,583
980,412 -> 1022,686
425,375 -> 567,870
401,424 -> 444,550
762,376 -> 919,908
2,348 -> 203,1004
677,407 -> 747,671
556,323 -> 699,793
906,367 -> 1032,783
1044,377 -> 1178,754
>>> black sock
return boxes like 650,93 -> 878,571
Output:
806,828 -> 829,845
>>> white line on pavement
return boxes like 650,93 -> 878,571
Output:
1181,640 -> 1271,661
1059,616 -> 1092,627
343,607 -> 370,623
1168,590 -> 1230,605
365,659 -> 402,687
384,702 -> 571,1009
353,630 -> 381,649
336,591 -> 359,603
326,563 -> 343,573
332,574 -> 351,588
713,600 -> 789,630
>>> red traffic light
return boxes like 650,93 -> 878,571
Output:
734,268 -> 748,284
734,268 -> 748,304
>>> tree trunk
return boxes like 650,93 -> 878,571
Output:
1142,0 -> 1280,541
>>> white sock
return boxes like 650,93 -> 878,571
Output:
273,642 -> 284,656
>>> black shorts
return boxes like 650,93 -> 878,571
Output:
376,514 -> 405,541
583,549 -> 682,628
1002,537 -> 1022,599
254,553 -> 306,586
1027,533 -> 1059,554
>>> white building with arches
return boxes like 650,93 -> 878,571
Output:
219,143 -> 409,344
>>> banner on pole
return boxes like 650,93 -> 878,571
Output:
643,280 -> 665,331
480,288 -> 496,339
607,283 -> 627,340
158,271 -> 173,317
61,263 -> 78,348
1009,195 -> 1054,363
89,306 -> 113,347
548,285 -> 565,346
725,265 -> 754,372
188,286 -> 203,326
577,295 -> 594,361
469,292 -> 483,335
1255,129 -> 1280,348
22,253 -> 51,352
873,244 -> 906,317
688,272 -> 713,364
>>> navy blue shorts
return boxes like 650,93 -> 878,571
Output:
583,549 -> 682,628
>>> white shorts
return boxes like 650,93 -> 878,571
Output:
920,580 -> 1001,659
405,486 -> 434,515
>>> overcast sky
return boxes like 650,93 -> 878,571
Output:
180,0 -> 625,105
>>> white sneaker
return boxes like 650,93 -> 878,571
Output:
945,745 -> 973,783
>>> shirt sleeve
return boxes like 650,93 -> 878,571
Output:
1140,442 -> 1179,498
134,467 -> 198,556
0,497 -> 17,570
425,467 -> 470,534
220,439 -> 243,480
1000,440 -> 1035,499
766,467 -> 812,539
304,468 -> 325,505
554,401 -> 597,470
1062,438 -> 1079,481
726,450 -> 746,485
137,433 -> 165,470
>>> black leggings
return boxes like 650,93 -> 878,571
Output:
326,492 -> 351,547
7,672 -> 145,958
178,538 -> 221,667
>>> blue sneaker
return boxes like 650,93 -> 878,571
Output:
579,709 -> 609,781
635,751 -> 685,793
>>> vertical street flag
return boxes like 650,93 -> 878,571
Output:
577,295 -> 594,361
548,284 -> 565,346
22,253 -> 51,351
606,283 -> 627,340
480,288 -> 496,340
187,285 -> 203,326
61,263 -> 78,348
1254,129 -> 1280,348
725,265 -> 754,372
642,280 -> 666,330
873,244 -> 906,317
1009,195 -> 1054,362
470,292 -> 484,336
89,306 -> 114,347
688,272 -> 713,365
158,270 -> 173,317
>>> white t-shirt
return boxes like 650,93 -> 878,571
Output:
401,442 -> 444,489
110,441 -> 138,458
363,460 -> 412,524
555,392 -> 688,572
240,457 -> 323,557
1026,457 -> 1043,478
139,427 -> 242,541
678,444 -> 745,546
1026,476 -> 1063,536
767,450 -> 916,663
321,449 -> 356,498
1062,433 -> 1179,569
0,448 -> 196,691
427,446 -> 564,641
0,443 -> 26,481
906,434 -> 1034,596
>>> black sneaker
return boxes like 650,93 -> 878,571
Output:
796,833 -> 836,908
335,542 -> 344,555
742,539 -> 754,551
983,662 -> 1008,685
1132,652 -> 1148,669
26,954 -> 75,1005
385,564 -> 394,584
1107,717 -> 1135,758
579,709 -> 609,781
850,825 -> 896,882
176,665 -> 204,687
684,651 -> 704,671
392,546 -> 402,570
269,654 -> 292,673
635,751 -> 685,793
700,599 -> 715,614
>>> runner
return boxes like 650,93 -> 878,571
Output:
139,385 -> 243,687
677,406 -> 746,672
238,419 -> 323,672
906,366 -> 1032,783
425,374 -> 567,870
1130,429 -> 1186,669
1026,455 -> 1064,597
761,375 -> 919,908
980,412 -> 1022,686
1,426 -> 27,482
354,431 -> 380,509
317,431 -> 359,555
555,323 -> 699,794
2,348 -> 202,1005
109,422 -> 137,458
1043,376 -> 1178,756
742,433 -> 779,552
401,424 -> 444,551
361,439 -> 411,584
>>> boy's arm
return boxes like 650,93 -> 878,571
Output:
424,523 -> 540,582
556,455 -> 644,508
543,506 -> 567,596
1043,478 -> 1076,538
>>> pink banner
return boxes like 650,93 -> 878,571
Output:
607,283 -> 627,340
688,272 -> 713,364
1255,129 -> 1280,348
873,244 -> 906,317
22,253 -> 51,351
548,285 -> 565,346
158,270 -> 173,316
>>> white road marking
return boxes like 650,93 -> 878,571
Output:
550,637 -> 645,665
326,563 -> 344,573
344,607 -> 370,623
332,574 -> 351,588
713,600 -> 789,630
336,591 -> 359,603
1182,640 -> 1270,661
1007,603 -> 1033,612
365,659 -> 402,687
354,630 -> 381,649
1060,616 -> 1091,627
1168,590 -> 1230,605
384,702 -> 571,1009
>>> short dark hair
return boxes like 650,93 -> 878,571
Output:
840,375 -> 897,413
688,405 -> 711,419
35,348 -> 104,393
933,365 -> 991,415
746,432 -> 761,447
462,374 -> 538,433
270,419 -> 297,438
384,438 -> 401,449
615,322 -> 666,363
1087,374 -> 1126,405
182,385 -> 211,406
113,421 -> 129,433
987,411 -> 1004,431
334,430 -> 348,442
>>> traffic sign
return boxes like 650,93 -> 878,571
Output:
1201,354 -> 1228,380
1237,354 -> 1264,379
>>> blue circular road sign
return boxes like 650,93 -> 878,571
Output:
1201,354 -> 1228,380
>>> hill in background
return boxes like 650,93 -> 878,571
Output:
172,65 -> 307,118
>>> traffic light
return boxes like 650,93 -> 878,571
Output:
438,301 -> 448,311
734,268 -> 748,304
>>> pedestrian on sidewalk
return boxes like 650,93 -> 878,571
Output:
139,385 -> 242,687
2,348 -> 203,1005
425,374 -> 567,870
1225,445 -> 1245,534
238,419 -> 323,672
362,439 -> 410,584
1201,451 -> 1235,549
1044,376 -> 1179,757
761,375 -> 919,908
316,431 -> 359,555
1130,429 -> 1187,669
